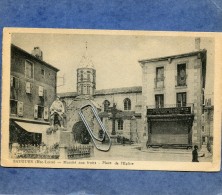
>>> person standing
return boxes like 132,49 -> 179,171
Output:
192,145 -> 205,162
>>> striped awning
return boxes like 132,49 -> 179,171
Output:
14,121 -> 50,134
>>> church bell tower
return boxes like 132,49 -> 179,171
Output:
77,42 -> 96,98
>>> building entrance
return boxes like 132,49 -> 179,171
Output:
147,117 -> 193,148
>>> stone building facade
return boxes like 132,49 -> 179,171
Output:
10,44 -> 59,145
60,41 -> 210,149
139,50 -> 207,148
59,48 -> 143,144
60,86 -> 143,143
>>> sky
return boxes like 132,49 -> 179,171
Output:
11,32 -> 214,98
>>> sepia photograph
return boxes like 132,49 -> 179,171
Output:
1,28 -> 221,171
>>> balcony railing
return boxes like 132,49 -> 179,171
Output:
154,77 -> 165,89
147,103 -> 194,115
175,75 -> 187,87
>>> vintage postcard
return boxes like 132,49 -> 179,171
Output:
1,28 -> 221,171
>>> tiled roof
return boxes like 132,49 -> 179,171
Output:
95,86 -> 142,96
58,92 -> 78,98
138,49 -> 207,64
59,86 -> 142,98
11,44 -> 60,72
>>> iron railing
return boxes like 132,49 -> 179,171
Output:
147,103 -> 194,115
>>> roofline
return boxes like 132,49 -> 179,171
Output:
138,49 -> 207,64
95,90 -> 142,96
59,93 -> 78,98
77,68 -> 96,71
58,86 -> 142,98
11,44 -> 60,72
92,86 -> 142,96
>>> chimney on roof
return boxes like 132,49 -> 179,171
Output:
195,37 -> 201,51
31,47 -> 43,60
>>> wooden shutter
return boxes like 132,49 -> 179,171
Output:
10,77 -> 13,87
44,89 -> 47,101
15,78 -> 19,89
43,107 -> 49,120
10,77 -> 19,89
26,82 -> 31,93
182,93 -> 186,106
39,86 -> 44,97
34,105 -> 38,118
17,101 -> 23,117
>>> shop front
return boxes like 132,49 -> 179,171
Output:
147,106 -> 194,148
9,119 -> 50,146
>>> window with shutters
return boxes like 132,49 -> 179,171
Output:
25,60 -> 34,79
155,94 -> 164,108
17,101 -> 24,117
26,82 -> 31,94
118,119 -> 124,130
43,89 -> 47,102
10,100 -> 23,116
155,67 -> 164,88
176,92 -> 187,107
10,76 -> 19,100
10,100 -> 18,115
43,107 -> 49,120
34,105 -> 38,119
176,63 -> 187,86
11,76 -> 19,89
37,106 -> 44,119
38,86 -> 44,97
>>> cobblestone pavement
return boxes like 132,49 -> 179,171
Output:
88,144 -> 212,162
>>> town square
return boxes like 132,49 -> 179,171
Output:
2,29 -> 217,170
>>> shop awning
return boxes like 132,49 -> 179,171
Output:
15,121 -> 50,134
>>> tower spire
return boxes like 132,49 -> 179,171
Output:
78,41 -> 94,69
76,41 -> 96,97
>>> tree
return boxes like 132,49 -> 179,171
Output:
72,121 -> 91,144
